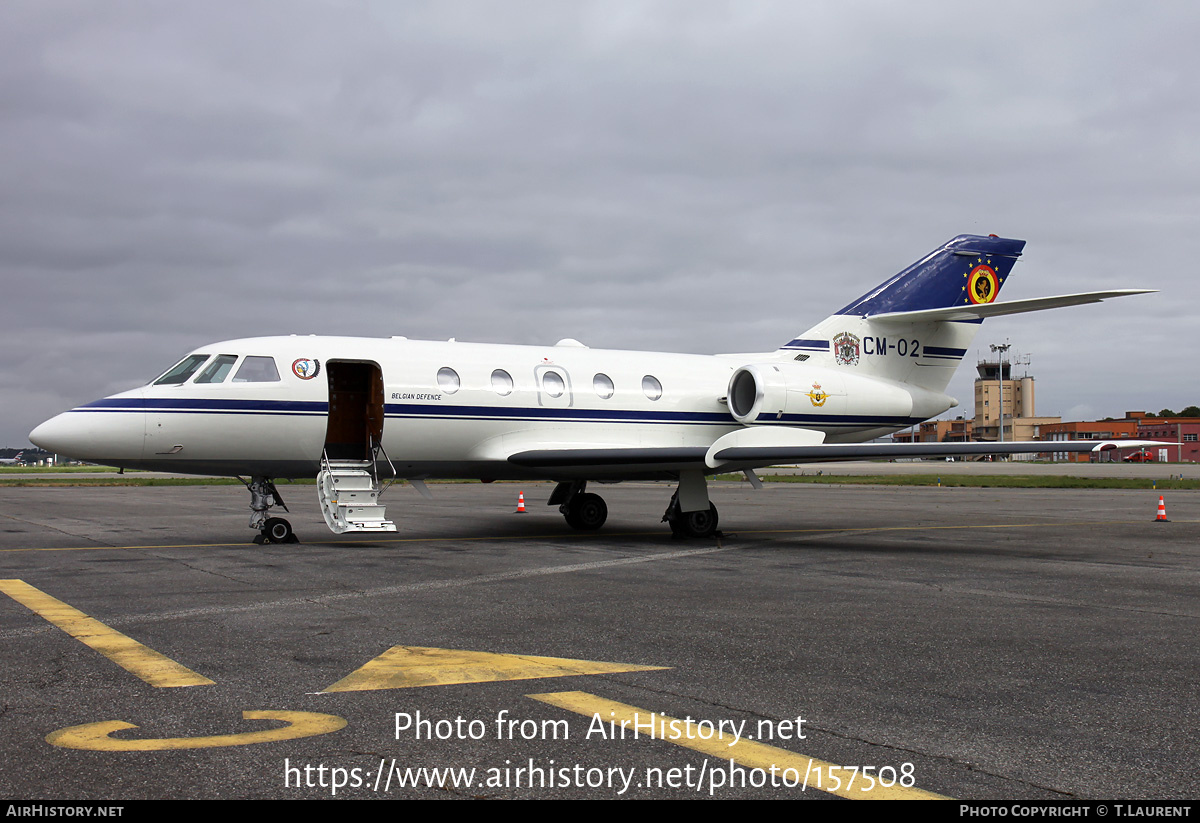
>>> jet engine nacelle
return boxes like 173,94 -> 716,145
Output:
727,363 -> 954,425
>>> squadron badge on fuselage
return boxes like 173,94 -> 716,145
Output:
805,382 -> 828,406
291,358 -> 321,380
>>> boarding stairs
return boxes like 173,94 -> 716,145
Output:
317,440 -> 397,534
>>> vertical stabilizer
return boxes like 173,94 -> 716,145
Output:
778,234 -> 1024,392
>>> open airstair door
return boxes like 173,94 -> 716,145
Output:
317,360 -> 397,534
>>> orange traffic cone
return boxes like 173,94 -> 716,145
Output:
515,492 -> 526,513
1154,495 -> 1169,522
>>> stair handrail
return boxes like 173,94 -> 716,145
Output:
371,436 -> 398,496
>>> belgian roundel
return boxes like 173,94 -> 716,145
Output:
967,264 -> 999,305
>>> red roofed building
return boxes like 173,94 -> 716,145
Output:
1135,417 -> 1200,463
1040,419 -> 1140,462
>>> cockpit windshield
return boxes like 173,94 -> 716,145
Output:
150,353 -> 283,385
153,354 -> 210,385
194,354 -> 239,384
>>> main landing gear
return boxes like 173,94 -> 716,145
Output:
661,469 -> 719,538
550,471 -> 720,538
551,481 -> 608,531
245,476 -> 299,544
663,495 -> 719,538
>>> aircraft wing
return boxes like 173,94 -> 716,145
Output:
865,290 -> 1154,323
505,426 -> 1158,474
703,438 -> 1159,471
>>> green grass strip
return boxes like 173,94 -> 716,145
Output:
733,474 -> 1200,490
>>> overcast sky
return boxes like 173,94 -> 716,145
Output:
3,1 -> 1196,447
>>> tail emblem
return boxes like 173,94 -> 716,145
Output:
966,260 -> 1000,305
833,332 -> 861,366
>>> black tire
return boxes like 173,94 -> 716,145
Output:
263,517 -> 293,543
570,493 -> 607,531
564,493 -> 607,531
675,504 -> 718,538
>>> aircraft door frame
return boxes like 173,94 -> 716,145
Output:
533,365 -> 573,409
324,360 -> 384,461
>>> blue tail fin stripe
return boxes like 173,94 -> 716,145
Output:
833,234 -> 1024,318
779,338 -> 830,351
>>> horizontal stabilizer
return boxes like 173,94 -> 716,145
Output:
866,290 -> 1154,323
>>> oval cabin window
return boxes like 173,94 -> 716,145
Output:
437,367 -> 461,393
491,369 -> 513,396
593,373 -> 615,399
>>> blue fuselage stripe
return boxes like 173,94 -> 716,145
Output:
79,398 -> 327,413
70,398 -> 919,428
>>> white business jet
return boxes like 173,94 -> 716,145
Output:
30,234 -> 1150,543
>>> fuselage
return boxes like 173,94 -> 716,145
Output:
29,335 -> 941,480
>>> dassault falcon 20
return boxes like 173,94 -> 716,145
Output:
30,234 -> 1151,543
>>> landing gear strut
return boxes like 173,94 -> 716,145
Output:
246,476 -> 299,544
662,470 -> 719,538
550,481 -> 608,531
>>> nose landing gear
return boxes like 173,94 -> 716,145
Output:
246,477 -> 299,544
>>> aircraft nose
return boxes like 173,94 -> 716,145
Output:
29,413 -> 78,455
29,395 -> 146,464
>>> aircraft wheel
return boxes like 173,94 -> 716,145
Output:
674,504 -> 718,538
263,517 -> 293,543
564,493 -> 607,531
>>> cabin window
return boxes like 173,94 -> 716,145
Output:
194,354 -> 239,384
437,367 -> 461,393
153,354 -> 210,385
542,371 -> 565,398
232,356 -> 281,383
491,369 -> 513,396
593,373 -> 614,399
642,375 -> 662,401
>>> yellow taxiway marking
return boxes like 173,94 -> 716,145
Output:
528,691 -> 947,800
0,579 -> 213,688
46,710 -> 346,751
324,646 -> 668,692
